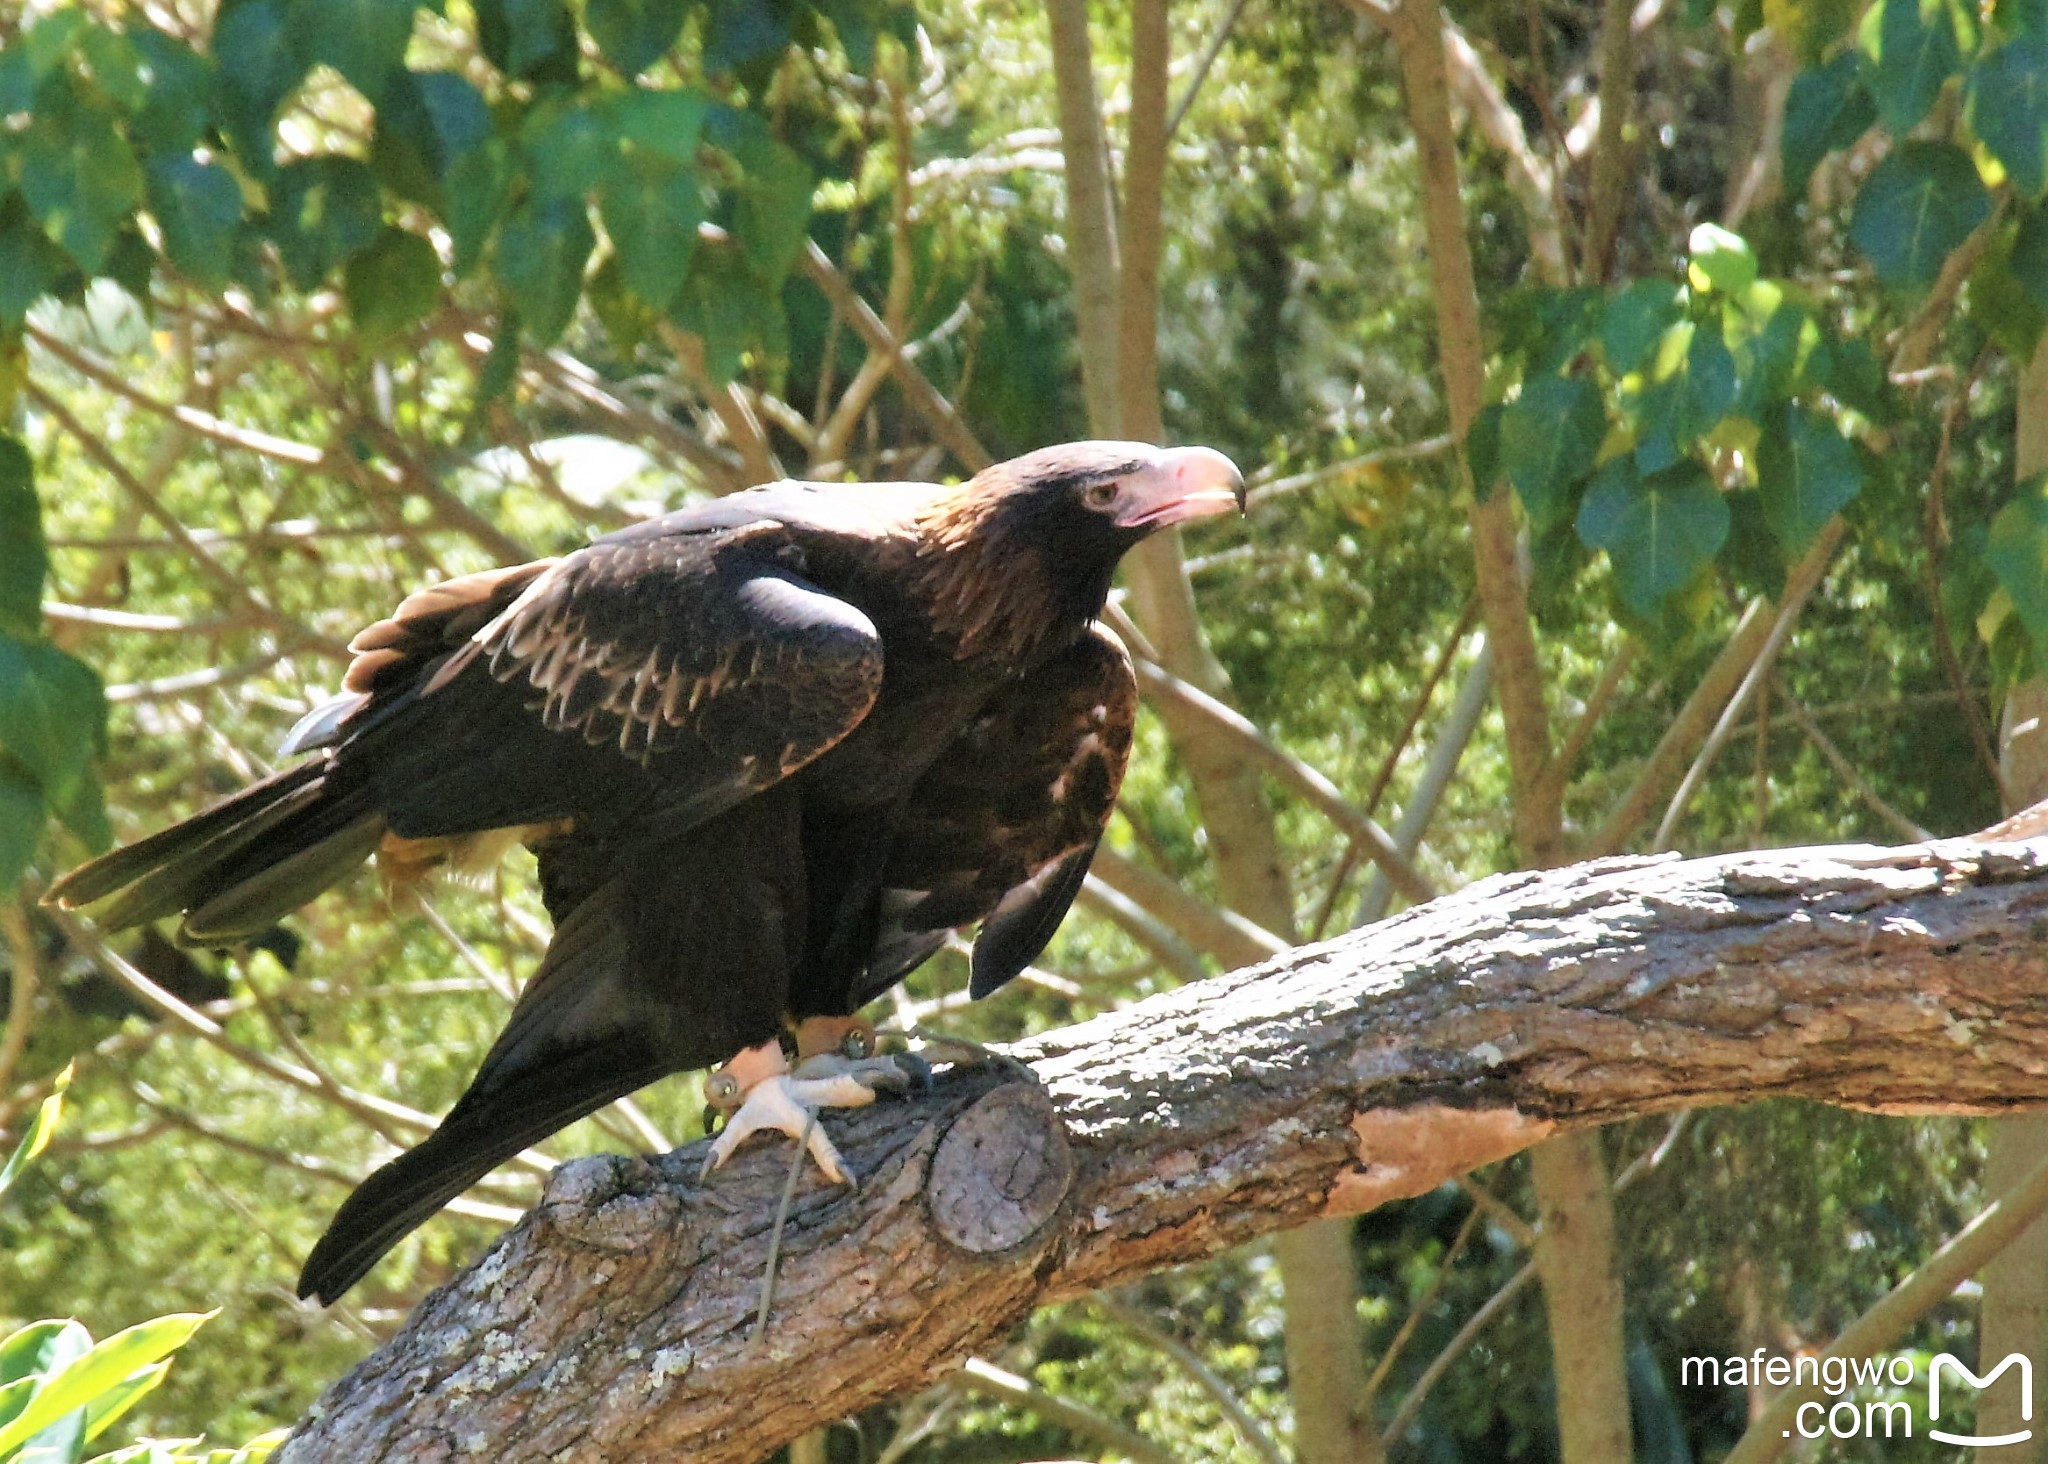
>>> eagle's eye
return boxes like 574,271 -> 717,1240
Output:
1084,481 -> 1120,509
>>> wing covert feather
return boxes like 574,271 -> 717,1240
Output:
866,624 -> 1136,999
477,520 -> 884,774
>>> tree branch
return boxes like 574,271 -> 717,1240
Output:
282,834 -> 2048,1463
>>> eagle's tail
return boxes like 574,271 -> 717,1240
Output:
43,759 -> 384,946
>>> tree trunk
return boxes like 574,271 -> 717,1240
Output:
1044,2 -> 1369,1457
1531,1134 -> 1632,1464
281,835 -> 2048,1464
1975,340 -> 2048,1461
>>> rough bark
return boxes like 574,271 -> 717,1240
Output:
284,835 -> 2048,1464
1976,340 -> 2048,1461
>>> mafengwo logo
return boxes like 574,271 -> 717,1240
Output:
1680,1349 -> 2032,1445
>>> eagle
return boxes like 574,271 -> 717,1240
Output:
46,440 -> 1245,1303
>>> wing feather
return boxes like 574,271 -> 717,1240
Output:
862,624 -> 1136,1001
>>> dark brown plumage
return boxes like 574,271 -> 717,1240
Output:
45,439 -> 1245,1302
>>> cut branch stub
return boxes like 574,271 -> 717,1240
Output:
927,1082 -> 1075,1253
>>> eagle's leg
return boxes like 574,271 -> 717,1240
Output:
699,1030 -> 916,1184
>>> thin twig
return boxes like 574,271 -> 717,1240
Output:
1775,675 -> 1933,841
754,1109 -> 817,1345
1093,1293 -> 1289,1464
1165,0 -> 1253,141
1358,1204 -> 1485,1416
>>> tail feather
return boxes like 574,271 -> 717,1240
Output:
295,1039 -> 672,1303
44,759 -> 383,945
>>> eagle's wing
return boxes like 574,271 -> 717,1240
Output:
49,518 -> 884,942
866,623 -> 1137,1002
330,517 -> 888,843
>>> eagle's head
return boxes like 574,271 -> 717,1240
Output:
918,441 -> 1246,660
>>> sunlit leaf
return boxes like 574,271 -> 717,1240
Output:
1688,223 -> 1758,293
1971,34 -> 2048,199
0,1313 -> 216,1458
0,1066 -> 70,1200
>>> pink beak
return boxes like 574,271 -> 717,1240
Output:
1114,446 -> 1247,530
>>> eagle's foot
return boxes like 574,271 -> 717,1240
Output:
699,1037 -> 920,1185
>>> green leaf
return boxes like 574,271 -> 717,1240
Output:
146,156 -> 244,291
608,88 -> 712,163
477,310 -> 519,402
212,0 -> 308,175
371,69 -> 491,205
129,30 -> 215,156
1601,280 -> 1683,375
1679,318 -> 1737,438
300,0 -> 419,102
475,0 -> 580,83
0,436 -> 45,639
1687,223 -> 1758,293
0,200 -> 74,330
78,24 -> 150,115
598,152 -> 703,309
1848,141 -> 1992,289
1465,401 -> 1503,493
668,240 -> 757,382
0,1315 -> 92,1459
0,1319 -> 88,1389
1499,376 -> 1605,530
1756,405 -> 1862,551
589,0 -> 691,75
2014,200 -> 2048,315
0,12 -> 86,113
269,156 -> 382,290
50,764 -> 109,855
1971,34 -> 2048,198
1972,218 -> 2048,356
0,634 -> 106,810
1989,476 -> 2048,664
343,226 -> 442,343
15,85 -> 143,275
0,756 -> 42,898
1577,458 -> 1730,615
493,196 -> 594,344
731,136 -> 813,286
79,1362 -> 168,1445
1868,0 -> 1962,136
520,97 -> 620,202
1783,54 -> 1876,197
0,1314 -> 215,1458
0,1065 -> 69,1200
703,0 -> 797,73
444,137 -> 511,275
1735,298 -> 1813,415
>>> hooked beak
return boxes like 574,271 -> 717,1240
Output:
1114,446 -> 1247,530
